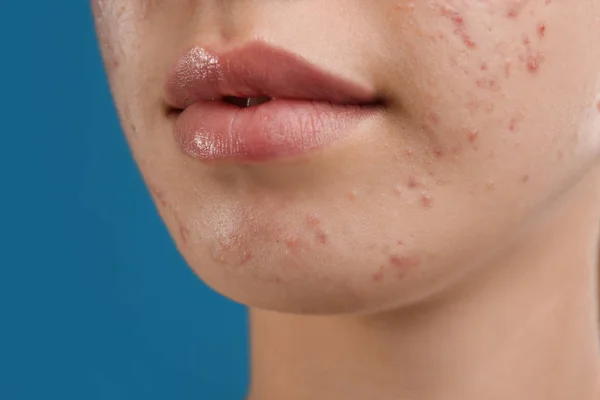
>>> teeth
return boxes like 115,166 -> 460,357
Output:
246,96 -> 271,107
224,96 -> 271,107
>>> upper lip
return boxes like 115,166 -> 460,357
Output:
164,41 -> 381,110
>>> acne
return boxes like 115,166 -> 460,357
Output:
408,176 -> 421,189
420,194 -> 433,209
240,251 -> 254,265
149,184 -> 168,208
466,129 -> 479,144
285,238 -> 303,250
506,0 -> 529,19
438,6 -> 477,49
148,183 -> 191,246
372,248 -> 421,282
306,213 -> 329,245
537,23 -> 546,38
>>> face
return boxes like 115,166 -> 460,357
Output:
93,0 -> 600,314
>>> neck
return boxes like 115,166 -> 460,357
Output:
247,171 -> 600,400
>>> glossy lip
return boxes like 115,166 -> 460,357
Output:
165,41 -> 383,161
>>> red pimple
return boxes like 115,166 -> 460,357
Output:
389,255 -> 421,269
420,194 -> 433,208
372,271 -> 384,282
525,52 -> 543,73
439,7 -> 476,49
537,23 -> 546,38
596,101 -> 600,113
467,129 -> 479,143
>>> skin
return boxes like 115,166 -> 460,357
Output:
93,1 -> 600,399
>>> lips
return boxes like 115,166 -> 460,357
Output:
165,42 -> 382,161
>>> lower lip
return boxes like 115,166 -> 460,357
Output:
172,99 -> 377,161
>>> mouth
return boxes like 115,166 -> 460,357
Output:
164,42 -> 384,161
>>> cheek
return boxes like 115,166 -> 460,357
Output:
93,1 -> 144,70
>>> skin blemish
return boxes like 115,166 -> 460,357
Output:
476,78 -> 500,92
306,213 -> 328,245
240,251 -> 253,265
520,35 -> 544,73
504,58 -> 512,78
285,238 -> 302,250
420,194 -> 433,208
537,23 -> 546,38
149,184 -> 168,208
348,190 -> 359,201
507,0 -> 529,19
524,52 -> 543,73
439,6 -> 476,49
487,181 -> 496,190
389,255 -> 420,279
467,129 -> 479,143
393,185 -> 404,197
179,224 -> 190,245
307,213 -> 321,227
596,101 -> 600,113
408,176 -> 420,189
434,148 -> 445,158
521,174 -> 530,183
372,266 -> 385,282
316,231 -> 328,244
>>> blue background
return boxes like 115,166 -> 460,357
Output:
0,3 -> 249,399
